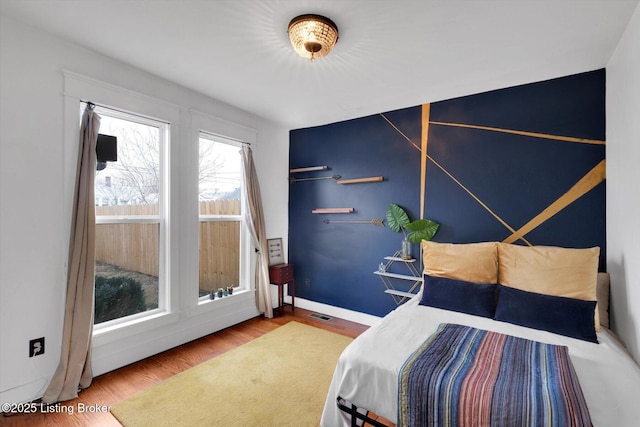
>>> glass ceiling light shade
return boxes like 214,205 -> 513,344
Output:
288,14 -> 339,61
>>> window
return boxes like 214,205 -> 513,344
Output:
91,104 -> 168,326
198,132 -> 243,299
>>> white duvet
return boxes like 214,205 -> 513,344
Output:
321,295 -> 640,427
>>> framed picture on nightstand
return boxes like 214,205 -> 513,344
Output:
267,238 -> 284,266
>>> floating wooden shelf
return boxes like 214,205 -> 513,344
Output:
289,165 -> 328,173
311,208 -> 354,214
337,176 -> 383,185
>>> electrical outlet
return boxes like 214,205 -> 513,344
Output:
29,337 -> 45,358
305,278 -> 311,288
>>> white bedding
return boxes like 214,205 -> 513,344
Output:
321,294 -> 640,426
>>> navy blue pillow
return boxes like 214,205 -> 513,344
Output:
494,285 -> 598,343
419,274 -> 497,318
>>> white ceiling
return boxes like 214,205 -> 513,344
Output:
1,0 -> 638,129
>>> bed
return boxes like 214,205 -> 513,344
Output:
321,242 -> 640,427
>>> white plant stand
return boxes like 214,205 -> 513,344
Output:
373,250 -> 423,304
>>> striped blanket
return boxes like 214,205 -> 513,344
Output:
398,324 -> 592,427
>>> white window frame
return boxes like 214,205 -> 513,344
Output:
63,70 -> 181,342
92,105 -> 170,330
189,110 -> 257,311
197,131 -> 249,304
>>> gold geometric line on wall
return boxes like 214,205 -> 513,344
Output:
420,104 -> 431,220
430,121 -> 606,145
379,113 -> 421,151
380,112 -> 531,246
502,160 -> 606,244
427,155 -> 532,246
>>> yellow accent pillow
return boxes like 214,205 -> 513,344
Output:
497,243 -> 601,331
421,241 -> 498,284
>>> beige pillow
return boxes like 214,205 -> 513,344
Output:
421,241 -> 498,284
497,243 -> 601,331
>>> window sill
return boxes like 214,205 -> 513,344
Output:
93,309 -> 178,346
198,288 -> 250,305
188,288 -> 255,316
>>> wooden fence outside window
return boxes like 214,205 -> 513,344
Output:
95,200 -> 240,290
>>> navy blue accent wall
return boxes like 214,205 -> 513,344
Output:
289,70 -> 606,317
289,109 -> 422,315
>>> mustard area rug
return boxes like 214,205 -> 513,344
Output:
110,321 -> 353,427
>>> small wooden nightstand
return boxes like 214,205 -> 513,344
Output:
268,263 -> 295,315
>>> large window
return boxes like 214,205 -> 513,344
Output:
92,104 -> 168,325
198,132 -> 243,299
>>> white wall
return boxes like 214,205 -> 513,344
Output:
0,15 -> 289,405
606,4 -> 640,363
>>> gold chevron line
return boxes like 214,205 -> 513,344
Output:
430,121 -> 606,145
427,155 -> 532,246
421,104 -> 430,219
381,113 -> 530,245
380,113 -> 421,152
503,160 -> 606,244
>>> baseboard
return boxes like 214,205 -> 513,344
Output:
283,296 -> 381,326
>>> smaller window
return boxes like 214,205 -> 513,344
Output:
198,133 -> 243,299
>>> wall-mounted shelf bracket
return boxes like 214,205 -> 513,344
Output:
323,218 -> 384,226
290,174 -> 340,183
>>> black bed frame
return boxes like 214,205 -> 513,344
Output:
336,396 -> 389,427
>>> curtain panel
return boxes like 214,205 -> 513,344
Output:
240,145 -> 273,318
43,105 -> 100,403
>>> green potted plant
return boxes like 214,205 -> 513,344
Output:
217,288 -> 224,298
386,203 -> 439,259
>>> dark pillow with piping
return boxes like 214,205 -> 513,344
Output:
419,274 -> 497,318
494,285 -> 598,343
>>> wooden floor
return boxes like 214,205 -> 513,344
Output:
2,307 -> 393,427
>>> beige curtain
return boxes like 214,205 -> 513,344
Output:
240,145 -> 273,318
43,104 -> 100,403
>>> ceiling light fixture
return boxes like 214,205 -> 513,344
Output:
288,14 -> 339,62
